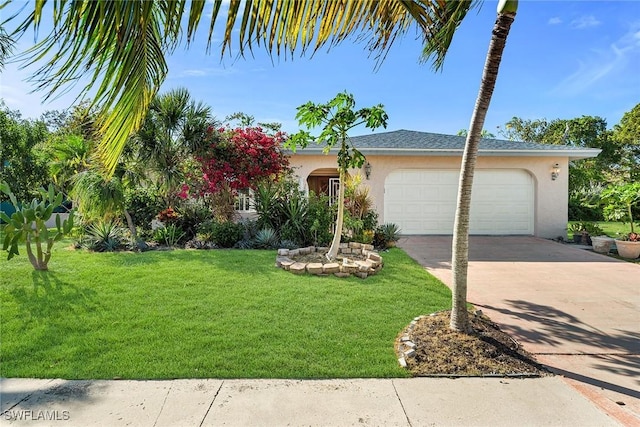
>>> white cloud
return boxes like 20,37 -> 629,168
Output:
174,67 -> 237,78
552,23 -> 640,96
570,15 -> 601,30
548,17 -> 562,25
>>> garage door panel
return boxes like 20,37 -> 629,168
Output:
384,169 -> 534,235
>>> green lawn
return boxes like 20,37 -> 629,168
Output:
0,244 -> 450,379
568,221 -> 635,239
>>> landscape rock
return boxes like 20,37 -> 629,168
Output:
306,263 -> 324,274
290,263 -> 307,275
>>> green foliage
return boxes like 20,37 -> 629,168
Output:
0,104 -> 51,202
71,170 -> 126,221
153,224 -> 186,247
254,228 -> 279,249
611,103 -> 640,182
279,193 -> 309,246
373,223 -> 401,249
253,180 -> 282,230
0,181 -> 74,270
209,220 -> 243,248
124,186 -> 166,229
499,109 -> 640,222
600,182 -> 640,234
307,192 -> 335,246
568,190 -> 603,221
288,92 -> 388,171
81,220 -> 125,252
173,199 -> 211,241
133,88 -> 214,206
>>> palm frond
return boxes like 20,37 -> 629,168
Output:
421,0 -> 478,70
9,0 -> 474,175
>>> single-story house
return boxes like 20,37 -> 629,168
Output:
288,129 -> 601,238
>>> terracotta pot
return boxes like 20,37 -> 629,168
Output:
591,236 -> 614,254
614,240 -> 640,259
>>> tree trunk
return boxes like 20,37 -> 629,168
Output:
450,11 -> 516,333
123,208 -> 138,241
326,168 -> 346,260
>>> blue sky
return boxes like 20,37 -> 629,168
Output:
2,1 -> 639,137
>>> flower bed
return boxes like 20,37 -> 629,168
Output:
275,242 -> 383,279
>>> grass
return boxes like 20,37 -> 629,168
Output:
568,221 -> 635,239
0,243 -> 451,379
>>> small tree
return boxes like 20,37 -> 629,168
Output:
287,92 -> 388,260
601,182 -> 640,234
1,181 -> 75,271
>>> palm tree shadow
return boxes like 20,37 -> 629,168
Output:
474,299 -> 640,400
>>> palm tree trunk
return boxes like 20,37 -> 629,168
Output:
450,11 -> 516,333
326,168 -> 346,260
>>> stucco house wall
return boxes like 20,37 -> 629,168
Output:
290,130 -> 599,238
290,154 -> 570,238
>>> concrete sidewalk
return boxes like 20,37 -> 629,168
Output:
1,377 -> 619,426
398,236 -> 640,426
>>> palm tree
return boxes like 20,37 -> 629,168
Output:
10,0 -> 518,333
132,87 -> 213,207
71,168 -> 139,243
435,0 -> 518,332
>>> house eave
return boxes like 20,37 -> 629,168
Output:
289,148 -> 602,160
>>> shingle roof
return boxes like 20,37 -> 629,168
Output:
294,129 -> 600,160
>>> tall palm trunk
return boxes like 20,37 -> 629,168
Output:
450,10 -> 516,333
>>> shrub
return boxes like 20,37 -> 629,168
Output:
125,187 -> 165,229
210,220 -> 243,248
157,207 -> 179,224
374,223 -> 401,249
82,220 -> 125,252
174,199 -> 210,240
153,224 -> 186,247
307,192 -> 335,246
254,228 -> 279,249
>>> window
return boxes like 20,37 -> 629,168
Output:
234,189 -> 255,212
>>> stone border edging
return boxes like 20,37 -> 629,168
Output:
275,242 -> 383,279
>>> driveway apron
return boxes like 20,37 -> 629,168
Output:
398,236 -> 640,425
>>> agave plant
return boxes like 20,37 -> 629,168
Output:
83,220 -> 125,252
374,223 -> 401,249
254,228 -> 279,249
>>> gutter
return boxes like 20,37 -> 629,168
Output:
288,148 -> 602,161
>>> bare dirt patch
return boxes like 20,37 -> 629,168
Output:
398,310 -> 550,377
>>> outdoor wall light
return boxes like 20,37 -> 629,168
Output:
364,162 -> 372,180
551,163 -> 560,181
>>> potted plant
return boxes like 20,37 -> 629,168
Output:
615,232 -> 640,259
591,235 -> 614,254
601,182 -> 640,259
568,221 -> 603,245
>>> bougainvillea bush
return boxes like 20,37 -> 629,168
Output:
180,127 -> 289,196
178,126 -> 290,221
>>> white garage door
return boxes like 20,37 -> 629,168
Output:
384,169 -> 534,235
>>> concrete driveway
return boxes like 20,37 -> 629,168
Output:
398,236 -> 640,426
